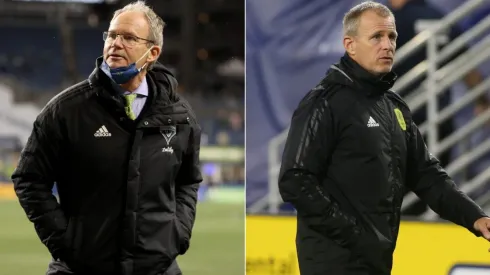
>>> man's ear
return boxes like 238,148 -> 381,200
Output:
343,36 -> 356,56
147,46 -> 162,63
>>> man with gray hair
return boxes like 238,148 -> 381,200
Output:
278,1 -> 490,274
13,1 -> 202,275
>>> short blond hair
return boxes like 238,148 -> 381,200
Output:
112,1 -> 165,70
343,1 -> 395,36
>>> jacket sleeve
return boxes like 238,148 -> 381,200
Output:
278,95 -> 361,247
406,121 -> 487,235
11,109 -> 68,259
174,118 -> 203,255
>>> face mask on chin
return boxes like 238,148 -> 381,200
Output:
103,47 -> 152,84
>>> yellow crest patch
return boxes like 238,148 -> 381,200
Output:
394,108 -> 406,131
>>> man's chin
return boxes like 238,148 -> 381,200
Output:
106,59 -> 128,69
374,66 -> 392,75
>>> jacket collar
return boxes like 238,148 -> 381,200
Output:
335,52 -> 397,95
87,57 -> 189,127
88,57 -> 174,106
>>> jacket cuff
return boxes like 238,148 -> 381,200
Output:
466,208 -> 488,237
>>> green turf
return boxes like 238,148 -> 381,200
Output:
0,199 -> 244,275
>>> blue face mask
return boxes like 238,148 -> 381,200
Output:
104,48 -> 151,84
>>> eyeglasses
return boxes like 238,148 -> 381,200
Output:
103,31 -> 155,47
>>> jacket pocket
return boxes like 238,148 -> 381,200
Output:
351,212 -> 393,273
64,216 -> 84,257
63,217 -> 75,250
175,218 -> 191,255
164,216 -> 183,260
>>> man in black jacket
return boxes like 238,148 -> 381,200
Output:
12,2 -> 202,275
278,2 -> 490,274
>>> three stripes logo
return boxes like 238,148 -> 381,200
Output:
367,116 -> 379,127
94,125 -> 112,137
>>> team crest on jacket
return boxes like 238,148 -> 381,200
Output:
394,108 -> 406,131
160,126 -> 176,154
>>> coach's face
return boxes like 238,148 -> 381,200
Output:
344,10 -> 397,75
103,11 -> 155,69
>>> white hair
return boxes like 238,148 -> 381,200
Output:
343,1 -> 395,36
112,1 -> 165,69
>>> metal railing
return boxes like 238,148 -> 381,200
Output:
250,0 -> 490,215
392,14 -> 490,95
398,2 -> 490,214
393,0 -> 488,65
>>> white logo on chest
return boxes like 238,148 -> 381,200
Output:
160,126 -> 176,154
367,116 -> 380,127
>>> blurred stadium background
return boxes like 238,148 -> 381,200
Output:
246,0 -> 490,274
0,0 -> 244,274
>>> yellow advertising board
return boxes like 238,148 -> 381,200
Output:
246,215 -> 490,275
0,182 -> 15,200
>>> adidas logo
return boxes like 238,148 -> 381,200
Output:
94,125 -> 112,137
367,116 -> 379,127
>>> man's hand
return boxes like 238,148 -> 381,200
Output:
473,217 -> 490,251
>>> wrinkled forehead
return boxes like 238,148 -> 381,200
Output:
358,11 -> 396,35
109,11 -> 150,37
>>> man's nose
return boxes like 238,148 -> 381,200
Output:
111,35 -> 124,48
381,36 -> 394,50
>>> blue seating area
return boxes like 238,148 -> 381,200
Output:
0,25 -> 106,84
200,118 -> 244,146
72,26 -> 106,77
0,26 -> 63,90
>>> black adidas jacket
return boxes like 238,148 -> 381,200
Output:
278,53 -> 487,275
12,57 -> 202,275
